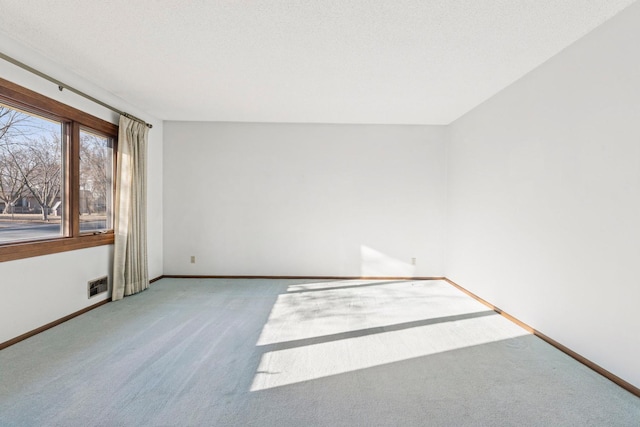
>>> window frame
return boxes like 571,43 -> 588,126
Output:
0,77 -> 117,262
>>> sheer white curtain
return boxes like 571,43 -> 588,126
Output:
112,115 -> 148,301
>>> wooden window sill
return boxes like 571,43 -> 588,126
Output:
0,232 -> 114,263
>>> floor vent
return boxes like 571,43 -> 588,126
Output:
88,276 -> 108,298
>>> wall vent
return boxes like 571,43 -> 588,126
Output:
88,276 -> 108,298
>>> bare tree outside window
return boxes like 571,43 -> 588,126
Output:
0,145 -> 29,214
0,106 -> 30,214
0,103 -> 62,243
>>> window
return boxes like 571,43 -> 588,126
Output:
79,129 -> 113,233
0,77 -> 117,262
0,103 -> 64,242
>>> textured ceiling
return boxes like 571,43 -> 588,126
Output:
0,1 -> 636,124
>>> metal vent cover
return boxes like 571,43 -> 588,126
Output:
88,276 -> 108,298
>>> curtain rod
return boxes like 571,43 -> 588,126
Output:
0,51 -> 152,129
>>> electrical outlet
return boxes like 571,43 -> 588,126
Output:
411,257 -> 416,265
190,256 -> 196,264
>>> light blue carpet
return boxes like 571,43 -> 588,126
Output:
1,278 -> 638,426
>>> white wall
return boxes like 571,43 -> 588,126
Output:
446,2 -> 640,388
164,122 -> 446,277
0,35 -> 163,343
